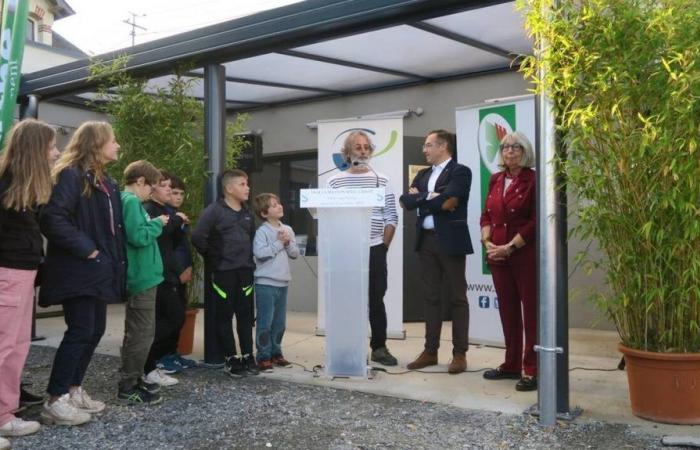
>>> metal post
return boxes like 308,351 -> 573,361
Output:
203,64 -> 226,364
535,13 -> 562,425
556,143 -> 570,416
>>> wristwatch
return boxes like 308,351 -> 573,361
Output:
508,243 -> 517,253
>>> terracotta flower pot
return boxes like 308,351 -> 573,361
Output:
618,343 -> 700,424
177,308 -> 199,356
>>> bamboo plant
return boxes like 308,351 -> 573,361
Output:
519,0 -> 700,352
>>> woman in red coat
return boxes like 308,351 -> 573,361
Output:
479,131 -> 537,392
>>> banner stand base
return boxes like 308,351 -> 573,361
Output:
315,327 -> 406,340
315,365 -> 375,381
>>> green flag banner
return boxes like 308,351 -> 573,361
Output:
0,0 -> 29,147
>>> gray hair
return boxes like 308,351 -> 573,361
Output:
340,130 -> 375,163
498,131 -> 535,169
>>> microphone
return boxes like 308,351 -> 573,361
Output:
352,160 -> 380,188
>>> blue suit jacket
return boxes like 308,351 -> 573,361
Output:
400,159 -> 474,256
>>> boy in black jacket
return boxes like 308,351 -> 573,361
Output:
191,169 -> 258,377
143,171 -> 188,387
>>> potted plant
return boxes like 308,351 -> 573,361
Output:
520,0 -> 700,423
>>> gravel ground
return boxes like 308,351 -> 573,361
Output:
9,345 -> 680,450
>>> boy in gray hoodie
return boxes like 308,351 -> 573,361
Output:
252,193 -> 299,371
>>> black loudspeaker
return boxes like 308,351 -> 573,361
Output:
236,133 -> 263,172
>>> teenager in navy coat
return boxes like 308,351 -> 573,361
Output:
479,131 -> 537,392
39,122 -> 126,425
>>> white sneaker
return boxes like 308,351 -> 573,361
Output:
69,387 -> 105,413
0,417 -> 40,436
0,436 -> 10,450
144,369 -> 179,386
41,394 -> 91,426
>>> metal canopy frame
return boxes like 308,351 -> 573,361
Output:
19,0 -> 512,102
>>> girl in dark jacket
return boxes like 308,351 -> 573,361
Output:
0,120 -> 56,442
39,122 -> 126,426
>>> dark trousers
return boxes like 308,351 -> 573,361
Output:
418,232 -> 470,354
145,282 -> 185,373
490,263 -> 537,376
212,269 -> 254,357
369,244 -> 388,351
47,297 -> 106,396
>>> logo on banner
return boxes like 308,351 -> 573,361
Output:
478,113 -> 512,174
478,295 -> 499,309
330,127 -> 398,171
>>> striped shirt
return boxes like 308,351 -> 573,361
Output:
327,170 -> 398,246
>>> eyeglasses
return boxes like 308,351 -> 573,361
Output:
422,141 -> 443,149
500,143 -> 524,152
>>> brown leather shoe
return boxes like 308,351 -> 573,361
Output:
448,352 -> 467,374
406,350 -> 438,370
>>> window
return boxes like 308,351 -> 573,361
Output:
26,19 -> 35,41
249,152 -> 317,255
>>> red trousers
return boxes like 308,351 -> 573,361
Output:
490,262 -> 537,376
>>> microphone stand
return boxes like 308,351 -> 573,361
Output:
353,161 -> 380,188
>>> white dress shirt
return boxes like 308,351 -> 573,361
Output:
422,158 -> 451,230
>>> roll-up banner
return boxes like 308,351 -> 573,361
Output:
456,96 -> 535,346
316,116 -> 404,339
0,0 -> 30,147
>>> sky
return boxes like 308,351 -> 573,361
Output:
53,0 -> 302,56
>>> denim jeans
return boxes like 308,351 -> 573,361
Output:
254,284 -> 288,361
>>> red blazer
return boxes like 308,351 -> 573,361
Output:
479,168 -> 536,267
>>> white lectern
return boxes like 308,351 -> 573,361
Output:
300,188 -> 384,377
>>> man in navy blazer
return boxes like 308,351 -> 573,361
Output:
400,129 -> 473,374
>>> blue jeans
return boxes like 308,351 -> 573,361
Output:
255,284 -> 288,361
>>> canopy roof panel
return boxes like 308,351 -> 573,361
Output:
21,0 -> 531,112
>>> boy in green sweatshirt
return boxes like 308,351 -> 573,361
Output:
117,160 -> 169,405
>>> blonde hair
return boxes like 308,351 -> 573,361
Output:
52,121 -> 114,195
0,119 -> 55,210
498,131 -> 535,169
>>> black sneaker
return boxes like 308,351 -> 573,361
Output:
118,385 -> 163,405
137,378 -> 161,394
242,354 -> 260,376
225,355 -> 246,378
20,385 -> 44,407
371,347 -> 398,366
